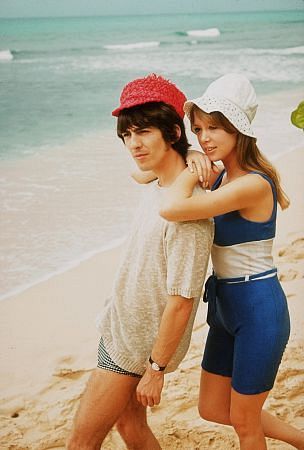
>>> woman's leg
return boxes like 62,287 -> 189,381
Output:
230,388 -> 268,450
198,369 -> 231,424
199,369 -> 267,448
260,410 -> 304,449
199,369 -> 304,449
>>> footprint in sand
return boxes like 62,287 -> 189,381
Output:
277,237 -> 304,281
278,237 -> 304,261
279,268 -> 302,282
53,355 -> 92,379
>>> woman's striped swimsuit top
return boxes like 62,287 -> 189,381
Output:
211,170 -> 277,279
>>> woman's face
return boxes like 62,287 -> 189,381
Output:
191,110 -> 237,163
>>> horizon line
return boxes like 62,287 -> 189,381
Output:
0,8 -> 303,20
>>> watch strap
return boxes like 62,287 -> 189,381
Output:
149,356 -> 166,371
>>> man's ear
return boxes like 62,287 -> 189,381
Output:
173,124 -> 181,143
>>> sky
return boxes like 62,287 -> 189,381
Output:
0,0 -> 303,18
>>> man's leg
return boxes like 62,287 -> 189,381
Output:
116,391 -> 161,450
67,368 -> 140,450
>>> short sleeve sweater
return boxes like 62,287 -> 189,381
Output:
96,181 -> 214,375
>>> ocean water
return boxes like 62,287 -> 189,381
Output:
0,10 -> 304,299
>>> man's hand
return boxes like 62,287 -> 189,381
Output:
136,367 -> 164,407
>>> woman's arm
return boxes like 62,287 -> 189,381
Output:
131,150 -> 221,186
160,168 -> 270,221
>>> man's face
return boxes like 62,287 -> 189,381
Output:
121,126 -> 171,171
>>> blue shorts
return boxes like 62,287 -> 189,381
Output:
202,271 -> 290,394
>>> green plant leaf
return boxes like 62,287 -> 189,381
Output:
291,101 -> 304,129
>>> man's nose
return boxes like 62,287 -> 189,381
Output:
129,132 -> 142,149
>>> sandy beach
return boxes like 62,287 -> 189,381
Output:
1,145 -> 303,449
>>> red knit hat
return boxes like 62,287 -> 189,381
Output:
112,73 -> 187,118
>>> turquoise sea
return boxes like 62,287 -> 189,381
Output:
0,11 -> 303,299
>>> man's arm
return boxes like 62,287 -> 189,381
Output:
136,294 -> 194,407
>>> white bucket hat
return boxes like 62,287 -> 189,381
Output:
184,73 -> 258,138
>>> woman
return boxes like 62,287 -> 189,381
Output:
160,73 -> 304,450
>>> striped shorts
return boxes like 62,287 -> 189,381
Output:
97,336 -> 141,378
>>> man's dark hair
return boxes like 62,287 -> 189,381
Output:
117,102 -> 190,161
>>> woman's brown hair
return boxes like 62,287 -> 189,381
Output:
190,106 -> 290,209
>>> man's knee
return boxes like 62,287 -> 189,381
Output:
116,415 -> 146,443
116,403 -> 149,448
66,433 -> 96,450
66,435 -> 83,450
66,423 -> 105,450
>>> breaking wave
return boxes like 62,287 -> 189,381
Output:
0,49 -> 13,61
104,41 -> 160,50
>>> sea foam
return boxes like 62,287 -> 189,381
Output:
0,49 -> 13,61
104,41 -> 160,50
242,46 -> 304,55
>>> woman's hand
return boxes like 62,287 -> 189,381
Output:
186,150 -> 220,188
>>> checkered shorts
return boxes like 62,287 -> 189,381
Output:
97,336 -> 141,378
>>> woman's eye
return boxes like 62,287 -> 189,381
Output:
209,125 -> 217,130
193,127 -> 201,134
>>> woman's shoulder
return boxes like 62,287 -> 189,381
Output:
235,171 -> 273,191
246,171 -> 275,192
214,171 -> 273,206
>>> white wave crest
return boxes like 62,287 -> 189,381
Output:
0,49 -> 13,61
216,46 -> 304,56
104,41 -> 160,51
253,46 -> 304,55
187,28 -> 220,38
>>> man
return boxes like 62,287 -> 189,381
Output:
67,73 -> 213,450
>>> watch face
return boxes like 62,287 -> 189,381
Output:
151,362 -> 160,371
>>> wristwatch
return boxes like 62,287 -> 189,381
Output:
149,356 -> 166,372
